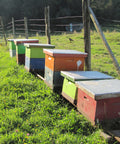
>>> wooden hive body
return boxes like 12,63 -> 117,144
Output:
76,79 -> 120,124
24,44 -> 55,72
44,49 -> 87,90
61,71 -> 113,106
14,39 -> 39,65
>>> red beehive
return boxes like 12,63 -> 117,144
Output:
76,79 -> 120,124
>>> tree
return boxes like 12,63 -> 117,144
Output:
0,0 -> 119,25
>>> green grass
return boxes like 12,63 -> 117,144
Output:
0,30 -> 120,143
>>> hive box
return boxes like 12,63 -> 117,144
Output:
75,79 -> 120,124
24,43 -> 55,72
61,71 -> 113,106
8,39 -> 16,57
9,49 -> 16,57
14,39 -> 39,65
43,49 -> 87,90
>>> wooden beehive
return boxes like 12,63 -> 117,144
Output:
61,71 -> 113,106
9,49 -> 16,57
16,54 -> 25,65
8,39 -> 16,57
14,39 -> 39,65
44,49 -> 87,71
8,39 -> 16,50
43,49 -> 87,90
24,43 -> 55,72
76,79 -> 120,124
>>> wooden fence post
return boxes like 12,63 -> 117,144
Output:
82,0 -> 91,70
89,6 -> 120,74
12,17 -> 15,38
0,16 -> 7,45
24,17 -> 28,39
45,6 -> 51,44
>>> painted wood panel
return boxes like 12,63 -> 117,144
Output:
8,41 -> 16,50
76,79 -> 120,124
25,57 -> 45,72
16,54 -> 25,65
44,66 -> 64,89
15,39 -> 39,55
44,49 -> 87,71
62,78 -> 77,105
14,39 -> 39,45
26,47 -> 45,58
45,54 -> 54,71
45,54 -> 85,71
25,44 -> 55,58
9,49 -> 16,57
61,71 -> 114,106
77,88 -> 120,124
16,44 -> 26,54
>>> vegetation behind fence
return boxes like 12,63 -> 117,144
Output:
0,15 -> 120,40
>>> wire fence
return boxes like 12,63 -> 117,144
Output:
50,15 -> 83,34
0,15 -> 120,40
0,15 -> 84,39
97,17 -> 120,32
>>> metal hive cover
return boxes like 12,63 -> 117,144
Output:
76,79 -> 120,100
24,43 -> 55,48
61,71 -> 113,82
43,49 -> 87,57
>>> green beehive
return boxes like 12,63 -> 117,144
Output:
14,39 -> 39,55
24,43 -> 55,72
8,39 -> 16,57
14,39 -> 39,65
8,39 -> 16,50
24,43 -> 55,58
26,47 -> 45,58
16,44 -> 26,54
61,71 -> 114,106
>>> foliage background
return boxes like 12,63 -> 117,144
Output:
0,0 -> 120,24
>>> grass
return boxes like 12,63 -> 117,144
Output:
0,30 -> 120,143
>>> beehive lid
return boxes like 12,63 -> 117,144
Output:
14,39 -> 39,45
8,39 -> 25,42
24,43 -> 55,48
75,79 -> 120,100
61,71 -> 113,82
8,39 -> 16,41
43,49 -> 87,57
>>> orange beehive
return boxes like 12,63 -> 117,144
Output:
43,49 -> 87,90
44,49 -> 87,72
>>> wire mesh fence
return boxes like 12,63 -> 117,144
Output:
1,15 -> 84,39
0,14 -> 119,40
0,15 -> 120,47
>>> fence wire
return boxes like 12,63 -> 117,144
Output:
0,15 -> 120,39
